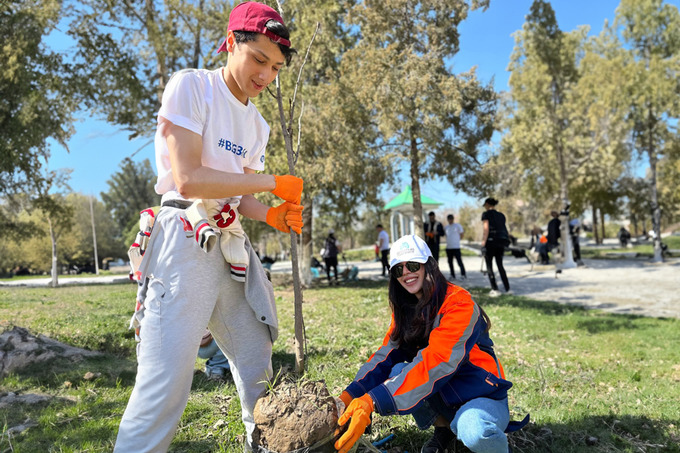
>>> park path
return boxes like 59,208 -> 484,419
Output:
276,253 -> 680,319
2,254 -> 678,319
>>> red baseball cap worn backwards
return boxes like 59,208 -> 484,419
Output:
217,1 -> 290,53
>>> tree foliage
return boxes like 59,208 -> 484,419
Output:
337,0 -> 497,237
66,0 -> 230,138
615,0 -> 680,261
101,157 -> 160,245
0,0 -> 77,198
0,192 -> 124,276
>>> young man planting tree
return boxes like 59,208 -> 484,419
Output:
114,2 -> 301,451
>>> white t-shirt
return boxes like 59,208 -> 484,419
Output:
154,68 -> 270,205
378,230 -> 390,251
444,223 -> 464,249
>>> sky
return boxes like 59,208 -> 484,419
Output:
46,0 -> 679,210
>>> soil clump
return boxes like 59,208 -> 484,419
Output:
253,378 -> 338,453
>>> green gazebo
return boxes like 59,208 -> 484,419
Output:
384,186 -> 443,240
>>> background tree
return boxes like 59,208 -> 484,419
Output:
101,157 -> 160,246
69,194 -> 128,268
615,0 -> 680,262
502,0 -> 628,267
566,22 -> 631,239
30,169 -> 74,287
657,154 -> 680,227
623,175 -> 653,237
339,0 -> 496,238
67,0 -> 229,138
0,0 -> 77,208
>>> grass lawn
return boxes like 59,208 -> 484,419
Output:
1,280 -> 679,452
581,235 -> 680,259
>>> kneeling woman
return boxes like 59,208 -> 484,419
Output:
335,235 -> 527,453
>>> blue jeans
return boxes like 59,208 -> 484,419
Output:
198,340 -> 231,376
389,363 -> 509,453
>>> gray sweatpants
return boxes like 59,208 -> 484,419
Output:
115,206 -> 273,452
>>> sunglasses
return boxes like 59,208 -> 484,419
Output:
390,261 -> 422,278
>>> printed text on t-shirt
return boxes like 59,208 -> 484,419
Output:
218,138 -> 248,158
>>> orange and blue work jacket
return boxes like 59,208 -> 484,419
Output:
345,284 -> 512,417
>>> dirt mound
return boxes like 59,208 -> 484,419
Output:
0,326 -> 102,377
252,378 -> 339,453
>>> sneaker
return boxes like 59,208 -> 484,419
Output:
205,369 -> 227,382
460,275 -> 467,280
489,289 -> 502,298
504,289 -> 513,295
421,426 -> 455,453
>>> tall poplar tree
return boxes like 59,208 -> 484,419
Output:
615,0 -> 680,262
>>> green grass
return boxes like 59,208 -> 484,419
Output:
581,236 -> 680,259
0,269 -> 128,282
1,281 -> 679,452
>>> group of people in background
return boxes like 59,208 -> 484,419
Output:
531,210 -> 584,266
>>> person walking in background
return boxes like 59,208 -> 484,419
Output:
481,198 -> 511,297
335,235 -> 527,453
322,229 -> 341,285
569,219 -> 583,265
618,226 -> 631,248
376,224 -> 390,277
424,211 -> 445,263
547,210 -> 561,261
444,214 -> 466,280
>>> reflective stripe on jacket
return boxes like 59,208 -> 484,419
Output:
345,284 -> 512,416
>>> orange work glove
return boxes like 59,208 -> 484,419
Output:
266,202 -> 304,234
334,394 -> 373,453
271,175 -> 303,204
425,231 -> 435,238
339,391 -> 352,408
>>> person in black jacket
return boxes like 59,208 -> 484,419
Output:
322,229 -> 341,285
481,198 -> 511,297
547,211 -> 561,260
424,211 -> 445,262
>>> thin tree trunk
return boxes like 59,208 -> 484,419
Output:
600,209 -> 606,241
275,81 -> 305,375
49,218 -> 58,288
648,148 -> 663,262
592,205 -> 600,245
557,144 -> 575,268
192,0 -> 203,68
410,127 -> 424,239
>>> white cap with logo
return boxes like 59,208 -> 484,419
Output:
389,234 -> 432,268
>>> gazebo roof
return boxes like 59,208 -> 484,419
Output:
383,185 -> 443,212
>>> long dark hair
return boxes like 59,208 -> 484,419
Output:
388,257 -> 491,348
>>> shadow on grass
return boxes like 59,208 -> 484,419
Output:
473,289 -> 591,316
470,289 -> 665,334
